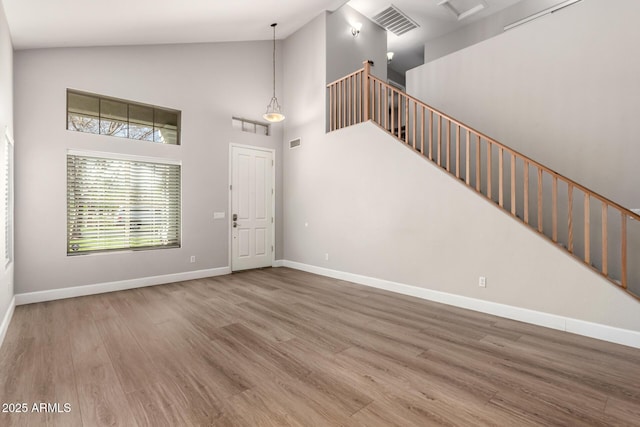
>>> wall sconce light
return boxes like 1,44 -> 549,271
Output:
387,51 -> 394,64
351,22 -> 362,38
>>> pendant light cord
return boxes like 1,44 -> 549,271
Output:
271,23 -> 277,99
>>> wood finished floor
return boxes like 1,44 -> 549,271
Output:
1,267 -> 639,426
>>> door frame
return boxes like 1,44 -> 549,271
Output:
228,143 -> 276,271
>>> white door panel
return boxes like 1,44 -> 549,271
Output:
231,145 -> 274,271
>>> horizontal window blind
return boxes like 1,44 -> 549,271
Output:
67,154 -> 181,255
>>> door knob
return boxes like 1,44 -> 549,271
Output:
233,222 -> 239,228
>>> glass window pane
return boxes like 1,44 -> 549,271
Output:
68,92 -> 99,116
68,92 -> 99,134
129,105 -> 154,141
155,128 -> 178,145
154,109 -> 179,145
257,124 -> 269,136
100,99 -> 128,137
68,114 -> 99,134
154,109 -> 178,128
242,121 -> 255,133
129,123 -> 155,141
129,104 -> 153,125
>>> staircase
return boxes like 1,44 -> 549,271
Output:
327,61 -> 640,300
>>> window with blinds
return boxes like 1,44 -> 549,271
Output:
67,154 -> 181,255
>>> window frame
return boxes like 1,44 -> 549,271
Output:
66,89 -> 182,145
232,117 -> 270,136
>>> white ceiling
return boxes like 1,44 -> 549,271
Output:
3,0 -> 347,49
348,0 -> 524,74
4,0 -> 523,75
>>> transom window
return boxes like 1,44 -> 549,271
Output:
232,117 -> 270,136
67,153 -> 181,255
67,90 -> 181,145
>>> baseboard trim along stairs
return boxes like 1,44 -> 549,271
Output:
279,260 -> 640,349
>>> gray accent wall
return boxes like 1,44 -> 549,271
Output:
326,4 -> 387,84
14,41 -> 284,293
0,0 -> 13,325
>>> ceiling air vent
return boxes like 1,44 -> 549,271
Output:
372,5 -> 419,36
289,138 -> 301,149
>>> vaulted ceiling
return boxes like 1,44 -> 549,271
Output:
2,0 -> 347,49
4,0 -> 530,75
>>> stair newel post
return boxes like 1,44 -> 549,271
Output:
363,60 -> 372,122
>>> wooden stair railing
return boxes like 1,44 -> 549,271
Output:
327,61 -> 640,300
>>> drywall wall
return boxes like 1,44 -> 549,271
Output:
284,13 -> 327,137
387,67 -> 406,89
409,0 -> 640,295
423,0 -> 563,63
284,120 -> 640,333
408,0 -> 640,211
326,4 -> 387,84
282,4 -> 639,335
282,11 -> 327,260
14,41 -> 284,293
0,0 -> 14,336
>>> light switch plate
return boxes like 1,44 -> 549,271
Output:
213,212 -> 225,219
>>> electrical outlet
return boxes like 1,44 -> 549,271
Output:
325,253 -> 329,261
190,256 -> 196,263
479,276 -> 486,287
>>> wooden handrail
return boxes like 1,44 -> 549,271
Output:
327,66 -> 639,298
367,74 -> 640,222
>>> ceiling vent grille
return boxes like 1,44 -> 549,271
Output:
372,5 -> 419,36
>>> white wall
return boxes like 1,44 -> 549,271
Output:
326,4 -> 387,84
423,0 -> 562,64
0,0 -> 14,335
14,41 -> 284,294
408,0 -> 640,211
283,12 -> 328,260
282,5 -> 639,338
284,119 -> 640,333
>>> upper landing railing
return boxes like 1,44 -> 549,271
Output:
327,61 -> 640,300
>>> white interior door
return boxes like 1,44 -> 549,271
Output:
231,145 -> 274,271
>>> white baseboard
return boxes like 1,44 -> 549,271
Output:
272,260 -> 285,267
282,260 -> 640,349
15,267 -> 231,306
0,296 -> 16,349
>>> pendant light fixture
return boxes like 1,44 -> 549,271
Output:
263,23 -> 285,123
